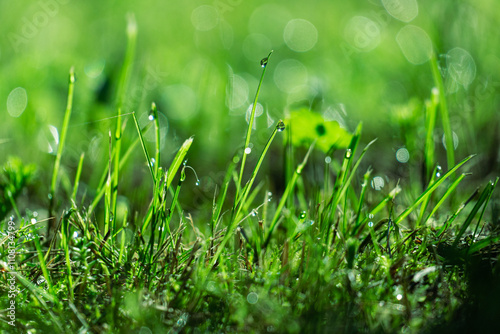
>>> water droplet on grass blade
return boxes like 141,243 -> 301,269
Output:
260,57 -> 269,68
435,165 -> 442,178
244,147 -> 252,155
345,149 -> 352,159
276,120 -> 286,132
299,211 -> 306,219
325,156 -> 332,164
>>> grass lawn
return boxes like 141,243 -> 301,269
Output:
1,1 -> 500,333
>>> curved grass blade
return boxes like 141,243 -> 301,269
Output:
394,155 -> 474,225
452,178 -> 497,247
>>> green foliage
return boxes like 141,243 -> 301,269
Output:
0,157 -> 36,220
285,108 -> 352,153
1,1 -> 500,332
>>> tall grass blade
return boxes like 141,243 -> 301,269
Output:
237,51 -> 273,199
424,88 -> 439,183
430,52 -> 455,171
49,67 -> 75,224
71,153 -> 85,206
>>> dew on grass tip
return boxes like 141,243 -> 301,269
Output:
276,120 -> 285,132
260,57 -> 269,68
299,211 -> 307,219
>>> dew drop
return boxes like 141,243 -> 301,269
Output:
299,211 -> 307,219
72,231 -> 80,239
435,165 -> 442,178
368,221 -> 374,227
325,156 -> 332,164
276,120 -> 285,132
260,57 -> 269,68
251,209 -> 258,217
244,147 -> 252,155
150,158 -> 155,167
148,107 -> 155,121
195,181 -> 200,186
345,149 -> 352,159
30,218 -> 37,224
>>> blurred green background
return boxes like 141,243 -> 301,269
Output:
1,0 -> 499,217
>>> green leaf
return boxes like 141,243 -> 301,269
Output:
285,108 -> 352,153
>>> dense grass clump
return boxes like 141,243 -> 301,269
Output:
2,6 -> 500,333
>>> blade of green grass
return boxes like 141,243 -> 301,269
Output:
430,52 -> 455,171
237,51 -> 273,200
263,141 -> 314,250
452,179 -> 496,247
421,173 -> 470,227
132,112 -> 156,183
394,155 -> 474,225
33,234 -> 55,295
71,153 -> 85,207
49,67 -> 75,222
210,121 -> 285,267
424,87 -> 439,183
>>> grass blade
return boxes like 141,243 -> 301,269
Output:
394,155 -> 474,225
49,67 -> 75,225
237,51 -> 273,198
430,52 -> 455,171
452,179 -> 496,247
